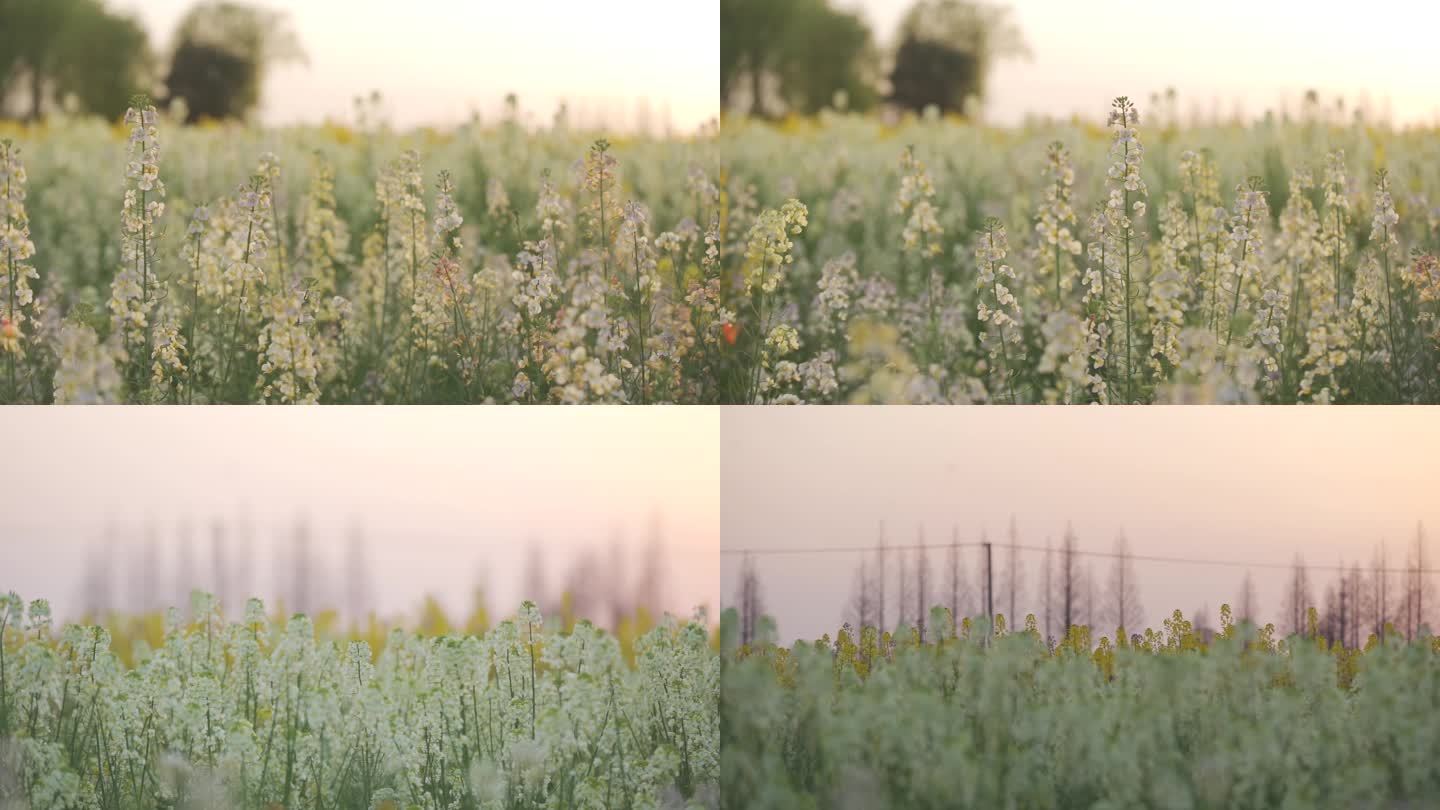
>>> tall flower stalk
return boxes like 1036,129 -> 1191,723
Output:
108,97 -> 166,398
1370,169 -> 1403,395
976,217 -> 1021,403
1089,96 -> 1148,402
0,140 -> 38,401
1034,141 -> 1081,308
740,199 -> 808,403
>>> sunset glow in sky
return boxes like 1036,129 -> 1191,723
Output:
118,0 -> 720,132
0,408 -> 720,621
722,407 -> 1440,643
843,0 -> 1440,126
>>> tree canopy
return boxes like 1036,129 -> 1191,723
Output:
163,1 -> 305,122
0,0 -> 150,120
890,0 -> 1030,115
720,0 -> 878,118
0,0 -> 304,122
721,0 -> 1029,119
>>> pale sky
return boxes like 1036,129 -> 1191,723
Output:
117,0 -> 719,133
840,0 -> 1440,126
0,407 -> 720,623
721,407 -> 1440,644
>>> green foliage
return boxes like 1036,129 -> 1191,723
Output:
722,608 -> 1440,809
0,98 -> 717,404
0,593 -> 718,809
718,104 -> 1440,403
0,0 -> 150,120
720,0 -> 878,117
164,1 -> 306,122
890,0 -> 1030,114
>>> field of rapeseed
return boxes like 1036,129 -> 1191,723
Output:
0,99 -> 718,403
718,100 -> 1440,403
720,606 -> 1440,809
0,593 -> 718,809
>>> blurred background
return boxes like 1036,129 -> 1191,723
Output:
722,407 -> 1438,646
722,0 -> 1440,127
0,407 -> 720,632
0,0 -> 719,132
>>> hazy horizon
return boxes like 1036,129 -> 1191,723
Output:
117,0 -> 720,133
721,408 -> 1440,644
0,408 -> 720,623
840,0 -> 1440,127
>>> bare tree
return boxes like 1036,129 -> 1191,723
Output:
1236,570 -> 1258,625
174,520 -> 196,614
210,520 -> 229,616
635,514 -> 668,616
978,528 -> 991,624
1320,581 -> 1341,644
1042,535 -> 1054,642
233,511 -> 253,608
78,529 -> 115,619
524,542 -> 549,614
1192,603 -> 1214,642
604,532 -> 630,627
945,526 -> 969,627
1282,553 -> 1314,637
344,524 -> 372,624
1420,523 -> 1429,636
915,528 -> 929,642
845,554 -> 877,630
289,517 -> 314,616
1082,559 -> 1095,628
736,553 -> 766,647
1057,523 -> 1081,633
1003,515 -> 1023,626
130,525 -> 162,614
1105,530 -> 1144,634
1347,561 -> 1364,648
1399,522 -> 1430,638
563,548 -> 605,622
1371,540 -> 1391,637
876,521 -> 887,634
896,546 -> 911,632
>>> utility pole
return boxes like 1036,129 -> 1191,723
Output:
984,540 -> 993,643
877,521 -> 887,633
1340,577 -> 1348,648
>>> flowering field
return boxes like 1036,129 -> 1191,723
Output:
0,593 -> 718,809
719,100 -> 1440,403
0,99 -> 719,403
720,607 -> 1440,809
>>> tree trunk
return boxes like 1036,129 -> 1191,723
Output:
29,67 -> 43,122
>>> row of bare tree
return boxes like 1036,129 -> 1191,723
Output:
733,520 -> 1434,646
72,517 -> 672,629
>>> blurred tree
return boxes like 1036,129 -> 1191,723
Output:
735,552 -> 766,647
1054,523 -> 1081,631
1282,553 -> 1314,637
844,553 -> 876,631
1104,531 -> 1144,633
943,527 -> 970,626
1001,514 -> 1023,625
889,0 -> 1029,115
914,528 -> 929,641
720,0 -> 877,118
1236,569 -> 1258,624
889,36 -> 977,114
0,0 -> 150,120
163,1 -> 305,122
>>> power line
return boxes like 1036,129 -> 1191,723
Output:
722,540 -> 1440,576
722,541 -> 985,556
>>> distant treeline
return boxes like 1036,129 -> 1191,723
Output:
733,520 -> 1435,647
721,0 -> 1028,118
